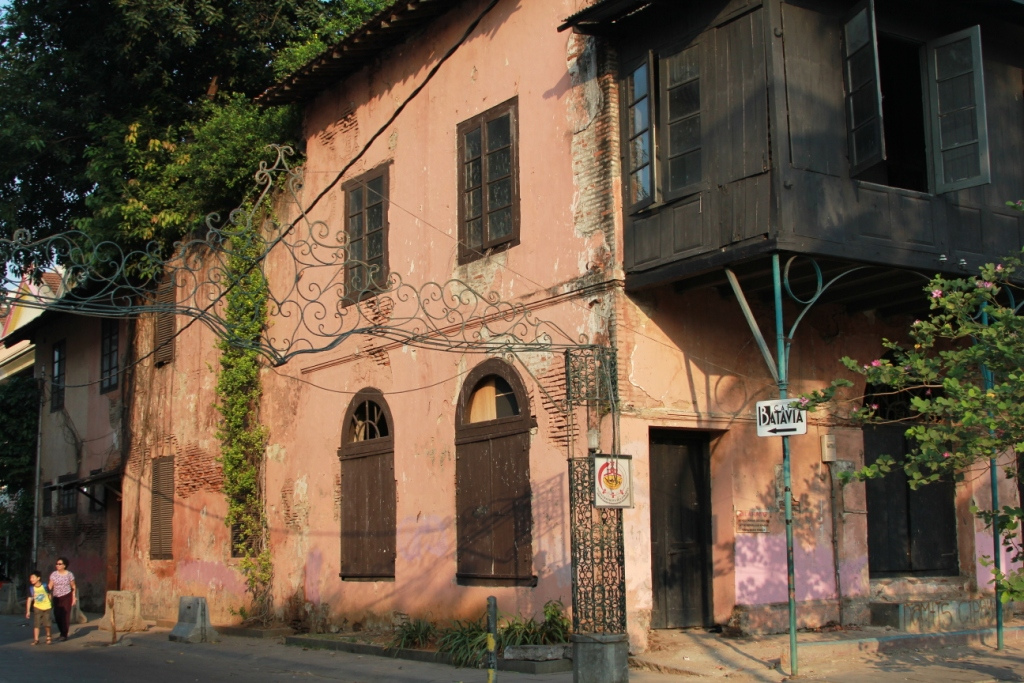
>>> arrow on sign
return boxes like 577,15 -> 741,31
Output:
768,427 -> 799,434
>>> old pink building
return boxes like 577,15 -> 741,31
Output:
117,0 -> 1024,651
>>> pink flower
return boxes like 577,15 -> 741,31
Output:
997,264 -> 1004,272
870,404 -> 878,410
799,397 -> 810,407
913,320 -> 921,326
976,280 -> 994,289
943,452 -> 952,459
871,359 -> 882,367
925,389 -> 932,396
932,289 -> 943,298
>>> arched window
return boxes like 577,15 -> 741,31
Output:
455,359 -> 535,585
338,389 -> 395,580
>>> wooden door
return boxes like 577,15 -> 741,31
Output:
865,425 -> 958,576
649,431 -> 712,628
456,430 -> 532,582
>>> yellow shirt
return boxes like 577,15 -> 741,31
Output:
30,585 -> 52,611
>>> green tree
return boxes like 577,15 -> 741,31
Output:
0,0 -> 389,270
0,374 -> 39,578
805,200 -> 1024,599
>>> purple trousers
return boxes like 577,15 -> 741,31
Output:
52,592 -> 72,638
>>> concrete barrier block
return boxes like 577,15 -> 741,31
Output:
169,596 -> 219,644
0,582 -> 19,615
571,633 -> 629,683
98,591 -> 146,632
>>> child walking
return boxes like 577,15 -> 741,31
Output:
25,570 -> 53,645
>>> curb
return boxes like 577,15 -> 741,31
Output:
780,626 -> 1024,668
285,634 -> 573,674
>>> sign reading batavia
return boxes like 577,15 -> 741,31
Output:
755,399 -> 807,437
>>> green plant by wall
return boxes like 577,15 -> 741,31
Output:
215,205 -> 272,625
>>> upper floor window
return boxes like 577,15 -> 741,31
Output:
842,0 -> 989,193
100,319 -> 118,393
344,168 -> 389,296
623,40 -> 705,214
154,276 -> 175,366
457,98 -> 520,264
50,339 -> 66,412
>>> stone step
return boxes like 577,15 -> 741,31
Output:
869,598 -> 996,632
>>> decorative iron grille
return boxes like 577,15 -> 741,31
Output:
566,346 -> 617,407
569,455 -> 626,634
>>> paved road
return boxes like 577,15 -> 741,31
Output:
0,615 -> 580,683
4,614 -> 1024,682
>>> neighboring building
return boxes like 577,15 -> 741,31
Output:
116,0 -> 1024,652
3,281 -> 129,611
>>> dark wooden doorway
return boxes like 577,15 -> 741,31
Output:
649,430 -> 712,629
864,425 -> 959,577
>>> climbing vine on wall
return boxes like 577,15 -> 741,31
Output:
215,203 -> 272,624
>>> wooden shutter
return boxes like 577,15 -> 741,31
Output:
338,391 -> 396,580
154,278 -> 176,366
150,456 -> 174,560
927,25 -> 990,193
842,0 -> 886,176
339,448 -> 396,579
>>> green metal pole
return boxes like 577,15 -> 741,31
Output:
981,308 -> 1004,650
773,255 -> 798,675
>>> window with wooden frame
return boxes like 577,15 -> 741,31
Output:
623,38 -> 706,215
455,359 -> 535,586
150,456 -> 174,560
58,474 -> 77,515
153,277 -> 175,366
457,98 -> 520,264
100,319 -> 119,393
50,340 -> 66,412
42,484 -> 54,517
344,168 -> 389,296
842,0 -> 989,193
338,389 -> 396,581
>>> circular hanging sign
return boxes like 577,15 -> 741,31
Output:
594,454 -> 633,508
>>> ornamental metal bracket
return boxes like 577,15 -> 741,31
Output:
1,146 -> 592,366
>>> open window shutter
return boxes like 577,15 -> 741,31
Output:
842,0 -> 885,176
154,278 -> 176,366
927,25 -> 990,193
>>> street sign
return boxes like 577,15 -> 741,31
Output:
755,399 -> 807,437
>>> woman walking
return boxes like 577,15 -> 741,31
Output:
48,557 -> 76,641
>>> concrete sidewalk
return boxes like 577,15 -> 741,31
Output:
630,622 -> 1024,681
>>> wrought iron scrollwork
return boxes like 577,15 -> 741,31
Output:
1,146 -> 587,365
569,456 -> 626,634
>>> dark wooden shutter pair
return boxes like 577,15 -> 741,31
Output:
338,390 -> 396,581
339,446 -> 396,579
455,428 -> 533,583
150,456 -> 174,560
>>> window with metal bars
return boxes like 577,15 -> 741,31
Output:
344,167 -> 389,297
50,340 -> 65,412
100,319 -> 118,393
457,98 -> 519,264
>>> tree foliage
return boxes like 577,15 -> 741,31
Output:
0,0 -> 390,270
0,374 -> 38,492
804,200 -> 1024,598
